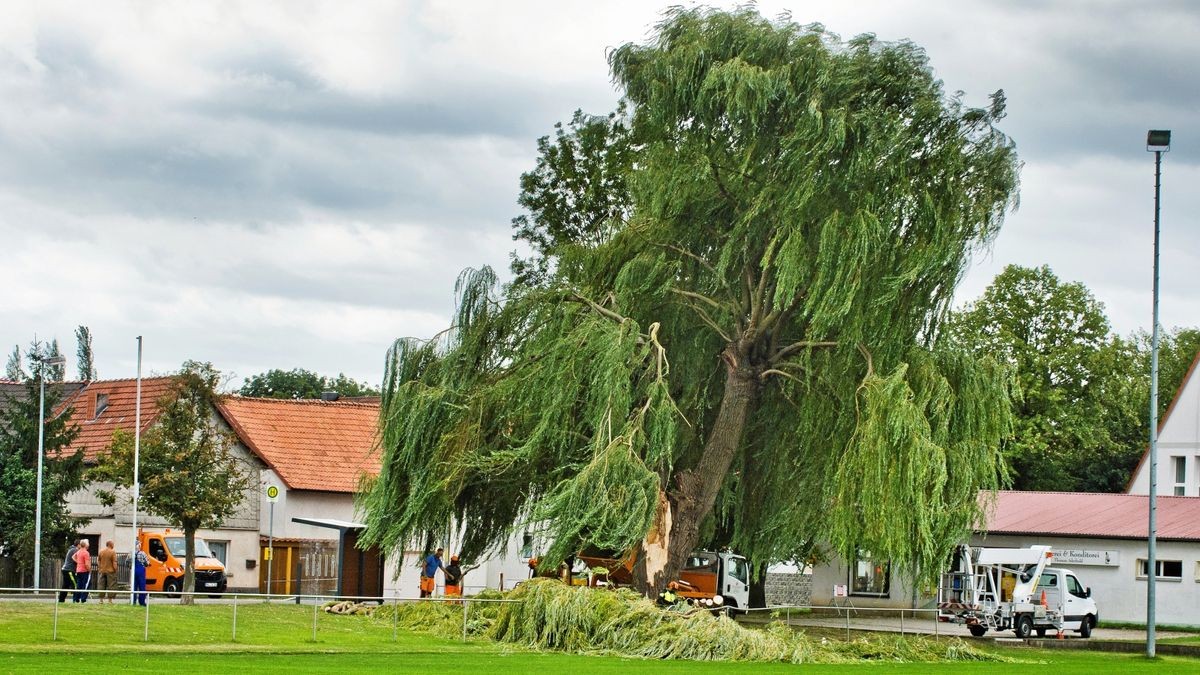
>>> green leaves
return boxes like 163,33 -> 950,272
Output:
365,6 -> 1020,590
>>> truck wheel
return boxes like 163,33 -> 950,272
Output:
1014,614 -> 1033,639
1078,615 -> 1094,638
164,578 -> 181,598
968,624 -> 988,637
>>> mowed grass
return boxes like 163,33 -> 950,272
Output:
1,601 -> 1197,673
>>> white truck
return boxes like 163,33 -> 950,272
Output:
937,545 -> 1098,639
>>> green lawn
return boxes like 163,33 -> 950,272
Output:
1,601 -> 1197,673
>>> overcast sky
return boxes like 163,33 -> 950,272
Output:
2,0 -> 1197,388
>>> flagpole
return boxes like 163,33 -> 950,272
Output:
130,336 -> 142,604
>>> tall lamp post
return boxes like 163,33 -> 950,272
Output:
1145,128 -> 1170,658
33,354 -> 67,592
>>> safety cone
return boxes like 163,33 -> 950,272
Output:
1041,590 -> 1048,608
1057,630 -> 1064,640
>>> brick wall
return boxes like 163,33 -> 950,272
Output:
765,571 -> 811,606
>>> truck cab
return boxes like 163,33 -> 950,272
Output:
140,529 -> 227,596
1033,567 -> 1098,637
670,550 -> 751,611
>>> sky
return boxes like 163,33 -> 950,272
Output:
2,0 -> 1197,388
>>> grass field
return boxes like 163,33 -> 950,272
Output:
1,600 -> 1197,673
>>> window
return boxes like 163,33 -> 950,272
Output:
94,393 -> 109,418
1172,456 -> 1186,496
726,556 -> 749,585
207,540 -> 229,566
850,551 -> 890,597
1066,574 -> 1087,598
519,532 -> 533,559
1136,558 -> 1183,581
1037,572 -> 1058,587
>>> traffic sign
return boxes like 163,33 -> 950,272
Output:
266,485 -> 279,502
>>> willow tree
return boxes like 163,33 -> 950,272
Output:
360,7 -> 1019,596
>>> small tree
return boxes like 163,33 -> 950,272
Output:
4,346 -> 23,381
92,361 -> 252,604
75,326 -> 96,381
0,378 -> 86,582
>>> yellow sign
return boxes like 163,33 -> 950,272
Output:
266,485 -> 279,501
264,547 -> 272,561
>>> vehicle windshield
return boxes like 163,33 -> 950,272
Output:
165,537 -> 213,558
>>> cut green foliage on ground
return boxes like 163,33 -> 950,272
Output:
375,579 -> 1001,664
2,599 -> 1199,672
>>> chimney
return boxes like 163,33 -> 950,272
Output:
320,391 -> 340,401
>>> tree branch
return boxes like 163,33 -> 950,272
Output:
670,287 -> 726,311
770,340 -> 839,364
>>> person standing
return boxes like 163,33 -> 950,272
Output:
97,541 -> 118,604
444,555 -> 464,598
72,540 -> 91,603
59,540 -> 78,603
419,548 -> 445,598
132,548 -> 149,606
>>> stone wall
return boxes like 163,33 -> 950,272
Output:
764,571 -> 811,607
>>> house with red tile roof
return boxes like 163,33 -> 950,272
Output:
58,377 -> 267,593
213,395 -> 385,596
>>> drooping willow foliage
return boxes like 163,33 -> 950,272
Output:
359,6 -> 1020,590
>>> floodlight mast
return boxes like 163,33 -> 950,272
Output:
33,354 -> 67,593
1145,128 -> 1169,659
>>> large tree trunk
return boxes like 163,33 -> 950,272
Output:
635,348 -> 760,595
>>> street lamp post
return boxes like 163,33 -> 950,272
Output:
1145,128 -> 1170,659
33,354 -> 67,592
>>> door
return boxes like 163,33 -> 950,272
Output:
1063,573 -> 1090,628
721,554 -> 750,608
1036,572 -> 1064,625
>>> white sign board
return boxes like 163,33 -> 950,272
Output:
1053,549 -> 1120,567
266,485 -> 280,503
833,584 -> 848,598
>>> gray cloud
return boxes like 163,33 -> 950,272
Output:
2,0 -> 1198,385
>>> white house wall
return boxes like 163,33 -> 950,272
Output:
1130,356 -> 1200,496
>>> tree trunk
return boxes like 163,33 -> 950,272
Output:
749,560 -> 768,608
182,527 -> 196,605
635,349 -> 760,594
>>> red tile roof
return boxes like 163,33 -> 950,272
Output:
982,490 -> 1200,542
216,396 -> 380,493
57,377 -> 177,462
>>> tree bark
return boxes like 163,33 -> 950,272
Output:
182,526 -> 196,605
639,347 -> 760,594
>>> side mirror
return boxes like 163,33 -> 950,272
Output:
1085,587 -> 1092,598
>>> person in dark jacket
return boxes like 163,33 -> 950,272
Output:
445,556 -> 464,598
59,540 -> 78,603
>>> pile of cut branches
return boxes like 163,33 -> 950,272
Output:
374,579 -> 1004,664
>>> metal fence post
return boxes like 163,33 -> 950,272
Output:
900,610 -> 904,636
845,607 -> 850,640
392,596 -> 399,642
52,597 -> 59,641
786,605 -> 790,626
462,599 -> 470,642
144,597 -> 150,642
232,594 -> 238,642
311,600 -> 319,642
